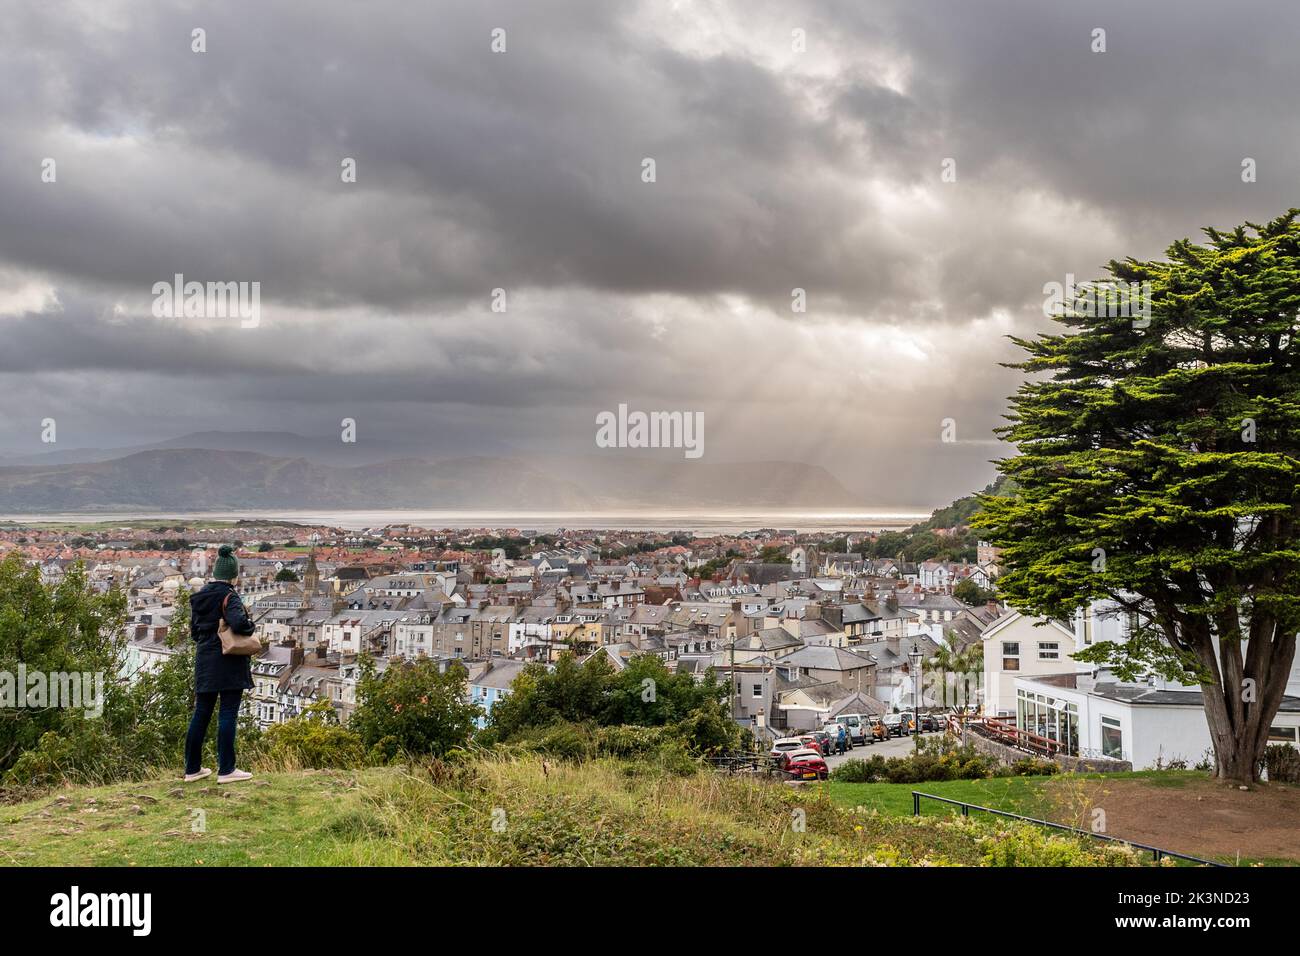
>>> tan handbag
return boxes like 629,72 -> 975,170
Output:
218,593 -> 263,656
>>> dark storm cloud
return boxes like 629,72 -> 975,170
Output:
0,0 -> 1295,506
0,0 -> 908,311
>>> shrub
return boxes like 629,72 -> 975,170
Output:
350,656 -> 479,760
829,744 -> 1054,784
5,726 -> 123,789
258,701 -> 366,769
672,703 -> 741,756
828,756 -> 888,783
1007,756 -> 1058,777
1265,744 -> 1300,783
590,723 -> 673,758
508,722 -> 593,761
979,826 -> 1140,867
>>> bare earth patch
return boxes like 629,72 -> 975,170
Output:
1047,775 -> 1300,864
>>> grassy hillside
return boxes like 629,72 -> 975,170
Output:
0,756 -> 1149,867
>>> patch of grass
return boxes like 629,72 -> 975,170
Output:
0,768 -> 385,867
825,775 -> 1057,818
0,758 -> 1155,867
825,770 -> 1205,820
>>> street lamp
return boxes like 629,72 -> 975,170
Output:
908,647 -> 923,752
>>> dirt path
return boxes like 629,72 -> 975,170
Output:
1047,775 -> 1300,864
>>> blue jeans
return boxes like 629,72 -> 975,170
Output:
185,689 -> 243,775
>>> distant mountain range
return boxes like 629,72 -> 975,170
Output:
0,431 -> 431,467
0,433 -> 861,512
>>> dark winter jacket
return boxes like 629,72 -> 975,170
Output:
190,581 -> 256,693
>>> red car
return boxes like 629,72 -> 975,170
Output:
780,748 -> 829,781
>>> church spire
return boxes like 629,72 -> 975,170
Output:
301,548 -> 320,608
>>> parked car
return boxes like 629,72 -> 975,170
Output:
881,713 -> 904,737
769,737 -> 806,763
899,712 -> 917,735
919,713 -> 944,733
780,748 -> 829,781
821,722 -> 849,754
868,717 -> 890,742
809,730 -> 834,756
796,733 -> 823,754
835,713 -> 872,746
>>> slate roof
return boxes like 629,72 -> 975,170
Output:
781,645 -> 875,672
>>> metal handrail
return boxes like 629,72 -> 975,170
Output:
972,716 -> 1069,757
706,753 -> 781,776
910,791 -> 1225,866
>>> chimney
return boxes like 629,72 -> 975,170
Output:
291,645 -> 305,668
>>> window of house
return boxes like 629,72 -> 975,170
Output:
1101,716 -> 1124,759
752,683 -> 763,699
1038,642 -> 1060,660
1002,641 -> 1020,671
1268,726 -> 1298,747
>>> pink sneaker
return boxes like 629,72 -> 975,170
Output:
217,769 -> 253,784
184,768 -> 212,782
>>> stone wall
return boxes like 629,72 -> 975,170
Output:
958,724 -> 1132,773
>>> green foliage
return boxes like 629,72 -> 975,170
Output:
350,656 -> 480,761
1264,743 -> 1300,783
487,654 -> 611,736
6,724 -> 126,789
275,568 -> 299,582
0,556 -> 127,784
975,210 -> 1300,781
829,739 -> 1056,784
953,578 -> 997,606
504,722 -> 671,760
1,579 -> 263,788
487,652 -> 738,756
979,826 -> 1138,867
259,701 -> 365,768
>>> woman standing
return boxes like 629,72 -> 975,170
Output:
183,545 -> 255,783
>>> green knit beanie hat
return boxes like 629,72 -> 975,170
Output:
213,545 -> 240,581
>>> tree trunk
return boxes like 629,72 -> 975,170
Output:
1192,621 -> 1296,785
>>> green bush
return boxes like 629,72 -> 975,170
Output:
590,723 -> 673,758
1265,744 -> 1300,783
980,826 -> 1139,867
5,725 -> 124,789
350,656 -> 480,760
509,722 -> 593,761
829,756 -> 890,783
499,721 -> 703,775
1005,756 -> 1059,777
258,701 -> 366,769
829,743 -> 1055,784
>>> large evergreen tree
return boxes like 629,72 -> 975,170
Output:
977,211 -> 1300,784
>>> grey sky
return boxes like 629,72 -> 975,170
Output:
1,0 -> 1296,507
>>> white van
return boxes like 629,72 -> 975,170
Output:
835,713 -> 872,746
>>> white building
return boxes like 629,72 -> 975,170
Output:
993,598 -> 1300,769
981,610 -> 1085,717
1013,670 -> 1300,769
